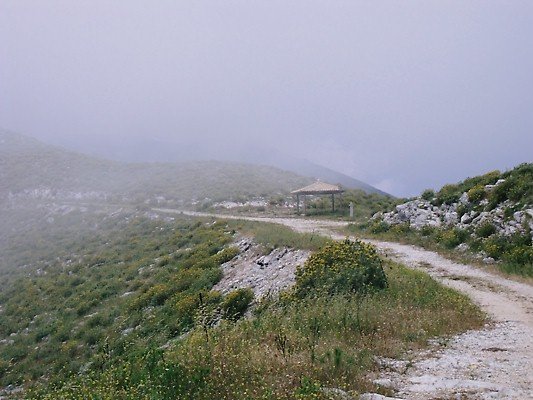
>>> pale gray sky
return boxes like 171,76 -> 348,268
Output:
1,1 -> 532,196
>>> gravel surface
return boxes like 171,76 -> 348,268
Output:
155,209 -> 533,399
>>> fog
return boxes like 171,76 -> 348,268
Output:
1,1 -> 532,196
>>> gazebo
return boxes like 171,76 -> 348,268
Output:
291,181 -> 344,214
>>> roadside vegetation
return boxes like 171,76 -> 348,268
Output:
302,189 -> 401,220
357,164 -> 533,277
0,217 -> 484,399
227,219 -> 331,252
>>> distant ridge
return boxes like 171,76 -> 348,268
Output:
40,135 -> 391,197
0,130 -> 312,202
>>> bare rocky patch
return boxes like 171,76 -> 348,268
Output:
213,237 -> 311,299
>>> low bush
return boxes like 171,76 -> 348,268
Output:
421,189 -> 435,201
369,220 -> 390,234
27,261 -> 484,399
467,184 -> 485,202
437,228 -> 468,249
476,222 -> 497,238
221,288 -> 254,321
292,239 -> 387,298
435,184 -> 460,205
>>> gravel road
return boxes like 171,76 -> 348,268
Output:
154,209 -> 533,399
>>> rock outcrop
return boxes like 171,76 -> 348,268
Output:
374,179 -> 533,240
213,238 -> 311,298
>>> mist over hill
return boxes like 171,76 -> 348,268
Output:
0,130 -> 316,205
33,133 -> 390,196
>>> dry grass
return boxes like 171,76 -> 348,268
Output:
29,260 -> 485,399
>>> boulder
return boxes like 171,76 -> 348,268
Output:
444,211 -> 458,226
460,213 -> 472,224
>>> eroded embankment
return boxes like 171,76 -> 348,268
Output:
213,236 -> 311,298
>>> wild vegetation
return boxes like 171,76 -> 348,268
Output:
0,210 -> 484,398
290,189 -> 400,219
0,216 -> 239,388
24,243 -> 483,399
357,163 -> 533,276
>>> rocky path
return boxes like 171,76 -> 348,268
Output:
154,209 -> 533,399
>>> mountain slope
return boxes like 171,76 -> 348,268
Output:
0,130 -> 312,203
29,134 -> 390,196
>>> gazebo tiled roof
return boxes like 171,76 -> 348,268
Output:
291,181 -> 344,195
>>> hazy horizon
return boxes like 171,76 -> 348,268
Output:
2,1 -> 532,196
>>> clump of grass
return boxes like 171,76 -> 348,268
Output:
221,288 -> 254,321
228,220 -> 332,251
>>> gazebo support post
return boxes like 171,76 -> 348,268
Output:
296,194 -> 300,214
332,193 -> 335,212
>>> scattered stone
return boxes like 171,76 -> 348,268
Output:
460,214 -> 472,224
213,237 -> 311,299
359,394 -> 404,400
379,192 -> 532,245
456,243 -> 470,252
373,378 -> 397,390
459,192 -> 470,204
482,347 -> 507,352
321,387 -> 356,400
121,328 -> 134,336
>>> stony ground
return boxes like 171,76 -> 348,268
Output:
213,236 -> 310,299
155,209 -> 533,400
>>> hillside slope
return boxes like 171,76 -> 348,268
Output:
0,130 -> 312,204
368,163 -> 533,275
47,134 -> 390,196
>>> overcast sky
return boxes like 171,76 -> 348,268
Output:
1,1 -> 532,196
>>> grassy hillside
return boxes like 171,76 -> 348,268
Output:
0,213 -> 483,399
0,130 -> 312,204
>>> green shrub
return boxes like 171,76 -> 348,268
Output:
420,225 -> 436,237
438,228 -> 468,249
476,222 -> 497,238
503,245 -> 533,266
421,189 -> 435,201
174,293 -> 200,328
456,204 -> 469,219
436,184 -> 460,205
369,220 -> 390,234
467,185 -> 485,202
221,288 -> 254,321
214,246 -> 239,264
389,223 -> 410,235
482,236 -> 506,259
293,239 -> 387,298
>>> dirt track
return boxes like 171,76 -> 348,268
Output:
155,209 -> 533,399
